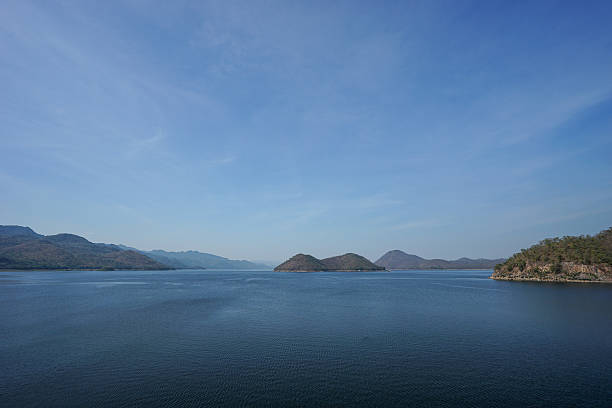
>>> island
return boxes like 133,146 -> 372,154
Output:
491,227 -> 612,282
274,253 -> 385,272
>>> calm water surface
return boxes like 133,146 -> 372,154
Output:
1,269 -> 611,407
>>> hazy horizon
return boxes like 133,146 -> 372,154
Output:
2,1 -> 612,261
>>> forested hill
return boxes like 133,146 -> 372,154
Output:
0,226 -> 169,270
491,227 -> 612,282
275,253 -> 385,272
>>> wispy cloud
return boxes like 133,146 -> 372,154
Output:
499,89 -> 612,146
387,219 -> 445,231
127,130 -> 167,157
211,156 -> 236,165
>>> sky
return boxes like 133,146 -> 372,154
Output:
1,0 -> 612,263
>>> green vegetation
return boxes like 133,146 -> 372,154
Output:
492,227 -> 612,282
495,228 -> 612,271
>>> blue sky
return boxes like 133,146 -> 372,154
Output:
2,0 -> 612,262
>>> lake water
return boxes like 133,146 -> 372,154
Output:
1,269 -> 611,407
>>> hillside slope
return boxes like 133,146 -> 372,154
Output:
0,226 -> 169,270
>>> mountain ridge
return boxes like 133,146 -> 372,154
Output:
0,225 -> 269,271
0,226 -> 168,270
376,250 -> 505,270
117,246 -> 270,269
0,225 -> 42,238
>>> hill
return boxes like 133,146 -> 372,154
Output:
274,254 -> 327,271
0,225 -> 42,238
275,253 -> 385,272
491,227 -> 612,282
0,226 -> 169,270
376,250 -> 504,270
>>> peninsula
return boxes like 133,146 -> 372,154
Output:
491,227 -> 612,282
275,253 -> 385,272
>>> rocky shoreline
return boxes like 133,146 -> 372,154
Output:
490,275 -> 612,283
491,262 -> 612,283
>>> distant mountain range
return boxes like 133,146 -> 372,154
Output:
119,246 -> 270,270
376,250 -> 505,270
0,225 -> 270,271
275,253 -> 385,272
0,225 -> 167,270
1,225 -> 504,272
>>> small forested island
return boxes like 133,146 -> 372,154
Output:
275,253 -> 385,272
491,227 -> 612,282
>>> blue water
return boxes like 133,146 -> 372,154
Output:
1,269 -> 611,407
